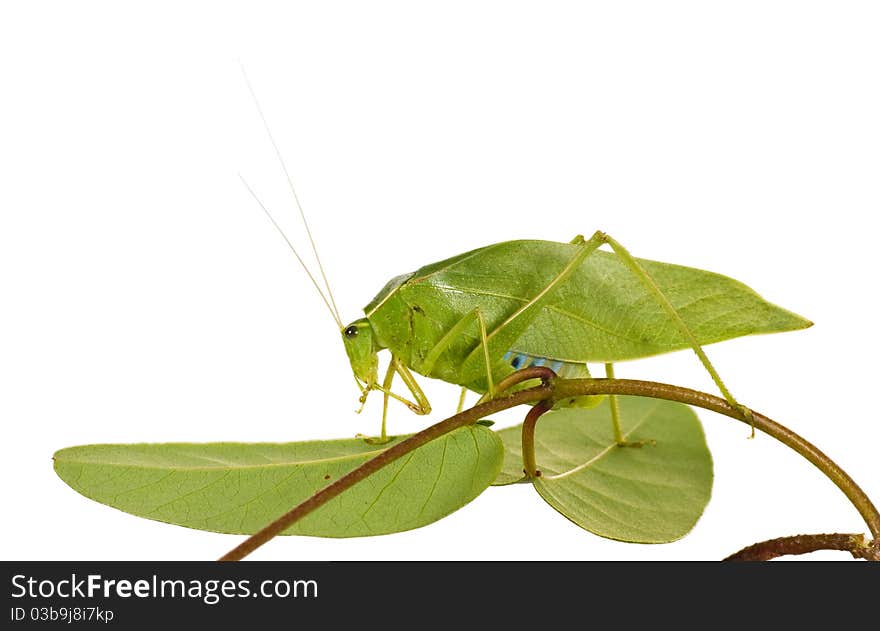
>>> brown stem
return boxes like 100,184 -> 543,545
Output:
521,400 -> 553,477
493,365 -> 556,396
724,533 -> 880,561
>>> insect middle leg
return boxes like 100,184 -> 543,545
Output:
603,362 -> 654,447
420,306 -> 497,404
456,387 -> 468,413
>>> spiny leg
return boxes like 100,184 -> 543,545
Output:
392,358 -> 432,416
594,231 -> 754,435
366,354 -> 432,443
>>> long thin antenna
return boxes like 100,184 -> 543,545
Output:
239,173 -> 343,329
239,62 -> 343,326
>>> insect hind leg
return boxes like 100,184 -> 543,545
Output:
590,230 -> 755,433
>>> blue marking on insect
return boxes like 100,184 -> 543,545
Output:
503,351 -> 589,380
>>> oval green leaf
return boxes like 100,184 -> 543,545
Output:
54,426 -> 503,538
495,397 -> 713,543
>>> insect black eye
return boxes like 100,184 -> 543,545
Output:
344,325 -> 359,338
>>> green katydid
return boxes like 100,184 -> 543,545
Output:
245,173 -> 811,442
335,233 -> 811,441
240,73 -> 811,443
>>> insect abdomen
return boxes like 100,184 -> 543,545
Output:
503,351 -> 590,379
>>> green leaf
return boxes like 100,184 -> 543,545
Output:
54,426 -> 503,538
495,397 -> 713,543
493,424 -> 528,486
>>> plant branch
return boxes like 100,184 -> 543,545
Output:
724,533 -> 880,561
521,400 -> 553,477
219,373 -> 879,561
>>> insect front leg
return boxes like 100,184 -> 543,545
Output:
376,360 -> 397,443
392,358 -> 432,416
368,355 -> 432,443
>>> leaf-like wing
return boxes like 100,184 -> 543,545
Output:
401,240 -> 811,363
54,426 -> 502,538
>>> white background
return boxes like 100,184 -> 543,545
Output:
1,2 -> 878,561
